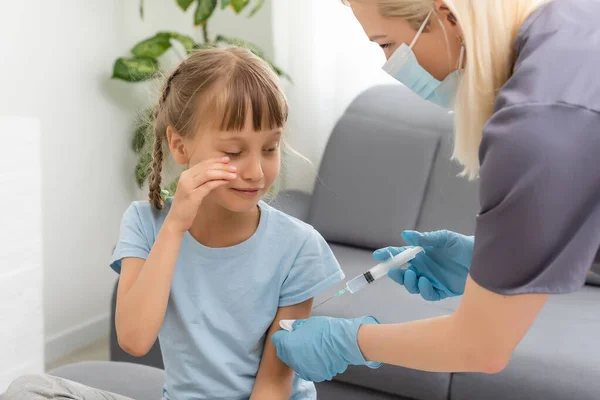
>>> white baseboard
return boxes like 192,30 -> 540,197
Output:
45,313 -> 110,364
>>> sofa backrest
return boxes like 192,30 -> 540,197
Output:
415,131 -> 480,236
308,84 -> 479,250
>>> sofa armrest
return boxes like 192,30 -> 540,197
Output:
271,190 -> 312,222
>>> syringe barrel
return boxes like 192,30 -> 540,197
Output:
345,274 -> 368,294
369,262 -> 392,281
344,246 -> 424,294
368,246 -> 424,281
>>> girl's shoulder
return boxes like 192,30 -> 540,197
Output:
259,201 -> 321,243
122,199 -> 172,229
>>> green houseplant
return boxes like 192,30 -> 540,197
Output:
112,0 -> 289,195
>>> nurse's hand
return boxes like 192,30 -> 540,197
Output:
374,230 -> 474,301
271,316 -> 381,382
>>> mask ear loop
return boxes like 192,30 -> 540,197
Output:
446,45 -> 465,116
409,10 -> 434,49
458,45 -> 465,70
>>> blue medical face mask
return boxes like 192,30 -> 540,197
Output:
382,11 -> 464,109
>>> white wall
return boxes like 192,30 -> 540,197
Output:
0,0 -> 135,363
0,0 -> 276,364
0,117 -> 44,392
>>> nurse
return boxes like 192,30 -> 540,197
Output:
272,0 -> 600,382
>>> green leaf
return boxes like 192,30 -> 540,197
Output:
215,35 -> 265,57
132,111 -> 153,154
167,177 -> 179,195
169,33 -> 196,53
220,0 -> 231,9
195,0 -> 217,25
269,62 -> 292,82
131,34 -> 172,58
230,0 -> 249,13
248,0 -> 264,17
112,57 -> 159,82
176,0 -> 195,11
135,152 -> 152,188
214,35 -> 291,81
130,32 -> 195,59
131,125 -> 147,154
193,42 -> 217,50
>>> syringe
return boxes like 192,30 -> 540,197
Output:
312,246 -> 424,309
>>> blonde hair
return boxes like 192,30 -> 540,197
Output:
150,47 -> 289,209
347,0 -> 547,179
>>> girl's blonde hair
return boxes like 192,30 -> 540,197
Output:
351,0 -> 547,179
150,47 -> 289,209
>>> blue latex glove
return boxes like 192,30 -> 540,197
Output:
271,316 -> 381,382
374,230 -> 474,301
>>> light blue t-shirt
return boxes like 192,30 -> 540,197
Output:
110,199 -> 344,400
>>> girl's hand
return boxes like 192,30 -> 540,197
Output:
165,157 -> 237,233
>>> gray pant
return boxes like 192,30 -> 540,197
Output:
3,375 -> 133,400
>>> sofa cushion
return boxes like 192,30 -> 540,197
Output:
309,85 -> 454,250
450,286 -> 600,400
313,244 -> 459,400
48,361 -> 164,400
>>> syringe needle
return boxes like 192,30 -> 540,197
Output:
312,288 -> 346,310
312,295 -> 335,310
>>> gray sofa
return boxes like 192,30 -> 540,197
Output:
50,85 -> 600,399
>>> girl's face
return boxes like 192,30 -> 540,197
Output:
349,0 -> 462,81
171,114 -> 282,213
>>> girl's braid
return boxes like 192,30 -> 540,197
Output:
149,66 -> 182,209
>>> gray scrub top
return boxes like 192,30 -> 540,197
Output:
469,0 -> 600,295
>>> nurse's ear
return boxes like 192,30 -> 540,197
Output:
434,1 -> 463,41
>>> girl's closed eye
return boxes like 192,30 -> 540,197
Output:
223,150 -> 242,157
379,43 -> 392,49
264,143 -> 280,154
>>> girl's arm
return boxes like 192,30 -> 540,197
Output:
115,222 -> 184,356
114,159 -> 236,356
358,276 -> 548,373
251,299 -> 314,400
